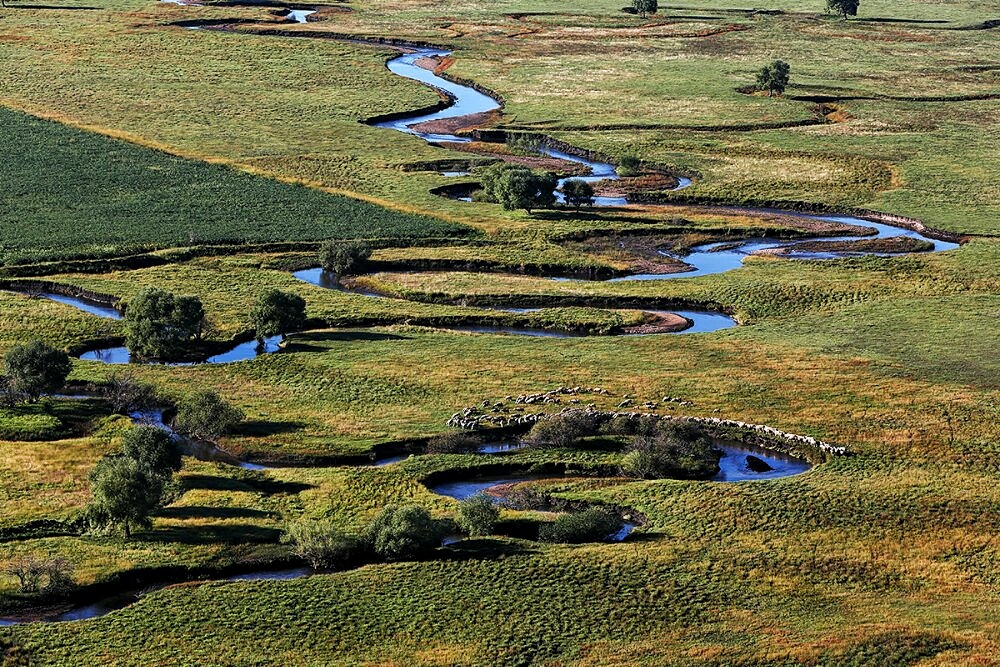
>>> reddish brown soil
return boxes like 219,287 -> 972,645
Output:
622,312 -> 691,335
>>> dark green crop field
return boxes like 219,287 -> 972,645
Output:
0,108 -> 469,265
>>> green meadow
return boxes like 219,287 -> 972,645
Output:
0,0 -> 997,664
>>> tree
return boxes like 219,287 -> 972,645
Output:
318,240 -> 372,278
632,0 -> 657,18
250,289 -> 306,343
87,456 -> 163,538
826,0 -> 859,19
121,425 -> 181,481
756,59 -> 791,97
457,493 -> 500,537
494,167 -> 558,214
364,504 -> 444,561
283,518 -> 362,570
2,340 -> 71,402
123,288 -> 205,360
561,179 -> 595,210
172,390 -> 244,440
477,162 -> 558,214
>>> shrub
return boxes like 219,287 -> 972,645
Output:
172,390 -> 244,440
123,288 -> 205,360
283,518 -> 362,570
426,431 -> 479,455
318,240 -> 371,277
5,555 -> 75,595
538,508 -> 623,544
457,493 -> 500,537
364,504 -> 445,561
2,340 -> 71,402
617,155 -> 642,177
103,370 -> 156,415
523,412 -> 603,448
621,422 -> 719,480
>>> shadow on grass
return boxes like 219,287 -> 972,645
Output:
11,4 -> 102,9
179,474 -> 313,496
438,538 -> 536,561
137,523 -> 282,545
157,506 -> 277,521
237,420 -> 306,437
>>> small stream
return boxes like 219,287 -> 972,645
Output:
79,335 -> 283,366
373,47 -> 957,267
292,268 -> 737,335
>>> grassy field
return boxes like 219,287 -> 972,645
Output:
0,0 -> 997,664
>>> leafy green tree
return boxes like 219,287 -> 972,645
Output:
500,169 -> 557,214
2,340 -> 71,402
364,504 -> 444,561
172,390 -> 244,440
121,425 -> 181,481
756,59 -> 791,96
457,493 -> 500,537
123,288 -> 205,360
632,0 -> 657,18
283,518 -> 362,570
318,240 -> 372,278
478,163 -> 557,214
826,0 -> 859,19
251,289 -> 306,343
87,456 -> 163,538
561,179 -> 595,210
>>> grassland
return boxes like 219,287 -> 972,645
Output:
0,0 -> 997,664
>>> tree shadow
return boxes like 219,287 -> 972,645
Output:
10,4 -> 102,9
178,473 -> 313,496
157,505 -> 277,521
236,420 -> 306,437
437,538 -> 536,561
293,330 -> 413,344
179,474 -> 256,493
137,523 -> 282,545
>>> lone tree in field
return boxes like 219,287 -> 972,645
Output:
479,162 -> 558,214
319,240 -> 372,279
756,60 -> 791,97
121,425 -> 181,482
251,289 -> 306,344
2,340 -> 71,402
561,179 -> 595,210
87,455 -> 163,538
124,288 -> 205,360
172,389 -> 244,440
632,0 -> 657,18
826,0 -> 859,19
